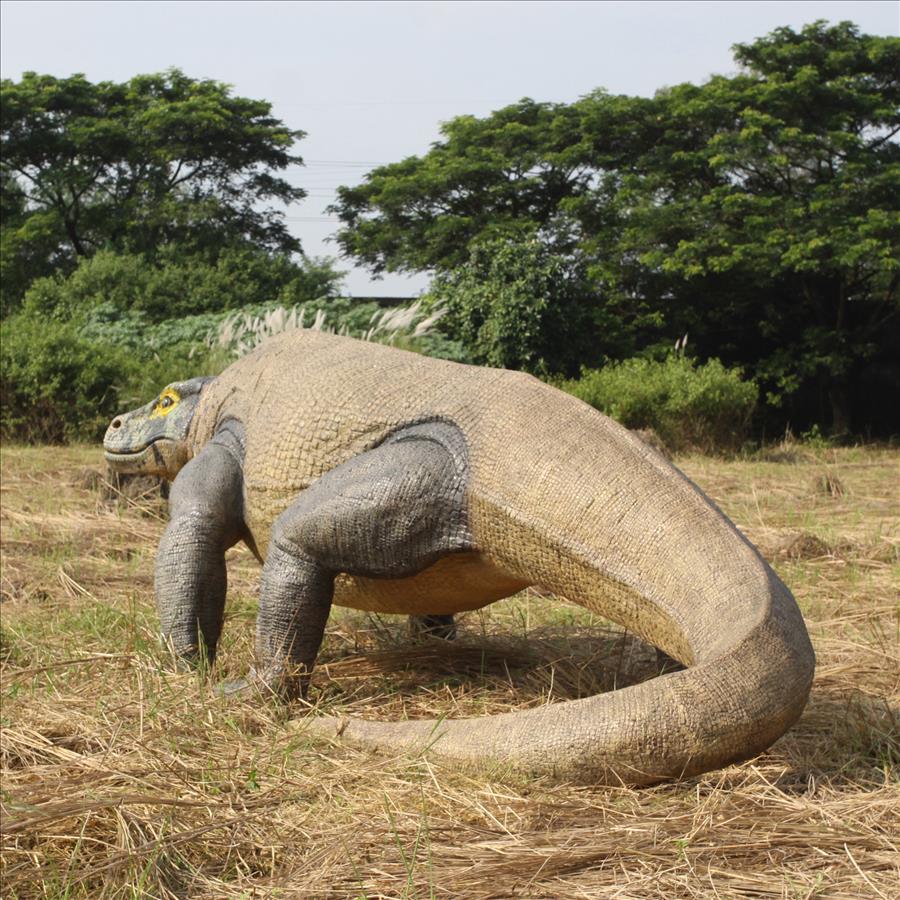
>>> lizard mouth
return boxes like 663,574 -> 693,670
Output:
105,447 -> 150,463
104,438 -> 171,469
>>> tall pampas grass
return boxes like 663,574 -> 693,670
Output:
214,300 -> 445,357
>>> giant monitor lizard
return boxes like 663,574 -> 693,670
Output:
103,330 -> 814,784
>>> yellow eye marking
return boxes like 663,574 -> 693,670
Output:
150,388 -> 181,419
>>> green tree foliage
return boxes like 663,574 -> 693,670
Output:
624,21 -> 900,434
0,171 -> 64,316
427,236 -> 594,375
332,22 -> 900,434
1,69 -> 305,313
331,99 -> 598,273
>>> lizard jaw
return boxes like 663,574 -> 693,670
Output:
104,437 -> 187,478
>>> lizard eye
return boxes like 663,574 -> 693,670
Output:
160,396 -> 174,409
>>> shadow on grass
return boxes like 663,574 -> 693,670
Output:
314,628 -> 666,704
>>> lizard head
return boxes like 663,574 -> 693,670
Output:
103,376 -> 215,480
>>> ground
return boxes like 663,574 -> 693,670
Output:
1,443 -> 897,898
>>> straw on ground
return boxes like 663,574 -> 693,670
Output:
1,443 -> 897,897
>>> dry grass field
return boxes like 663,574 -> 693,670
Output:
1,443 -> 897,898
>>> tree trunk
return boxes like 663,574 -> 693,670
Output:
828,381 -> 852,437
63,216 -> 87,257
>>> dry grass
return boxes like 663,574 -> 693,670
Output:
1,443 -> 898,898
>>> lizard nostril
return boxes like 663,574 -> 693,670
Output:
111,418 -> 123,429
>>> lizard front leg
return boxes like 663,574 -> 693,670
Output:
155,426 -> 245,669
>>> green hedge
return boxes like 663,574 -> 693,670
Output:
0,315 -> 225,443
19,247 -> 344,323
561,356 -> 758,454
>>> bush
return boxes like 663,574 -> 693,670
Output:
19,247 -> 345,324
0,314 -> 226,443
1,315 -> 134,443
427,236 -> 593,376
562,355 -> 758,453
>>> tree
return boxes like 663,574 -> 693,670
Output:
428,235 -> 595,375
626,21 -> 900,433
0,170 -> 65,315
1,69 -> 306,311
333,21 -> 900,433
330,98 -> 607,274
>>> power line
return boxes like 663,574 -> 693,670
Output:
303,160 -> 390,167
277,100 -> 490,108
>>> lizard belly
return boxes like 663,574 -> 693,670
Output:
332,552 -> 530,615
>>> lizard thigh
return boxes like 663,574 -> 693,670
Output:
271,422 -> 472,578
250,422 -> 471,698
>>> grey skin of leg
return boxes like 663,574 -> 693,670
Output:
155,425 -> 246,668
242,422 -> 471,700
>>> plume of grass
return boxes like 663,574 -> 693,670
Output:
214,300 -> 445,358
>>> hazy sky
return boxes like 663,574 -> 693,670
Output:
2,0 -> 898,296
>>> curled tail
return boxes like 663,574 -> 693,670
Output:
304,424 -> 815,784
306,558 -> 813,785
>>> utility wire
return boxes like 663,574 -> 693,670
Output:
303,160 -> 390,167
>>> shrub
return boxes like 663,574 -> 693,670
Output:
19,248 -> 345,324
0,314 -> 227,444
1,315 -> 136,443
562,355 -> 758,453
427,236 -> 593,376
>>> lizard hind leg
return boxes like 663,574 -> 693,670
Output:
409,614 -> 457,640
250,421 -> 472,699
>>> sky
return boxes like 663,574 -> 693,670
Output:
2,0 -> 898,297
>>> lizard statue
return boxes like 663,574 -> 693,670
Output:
103,330 -> 815,784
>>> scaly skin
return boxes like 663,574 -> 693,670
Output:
104,330 -> 815,784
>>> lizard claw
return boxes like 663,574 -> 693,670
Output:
215,666 -> 271,698
216,678 -> 254,697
